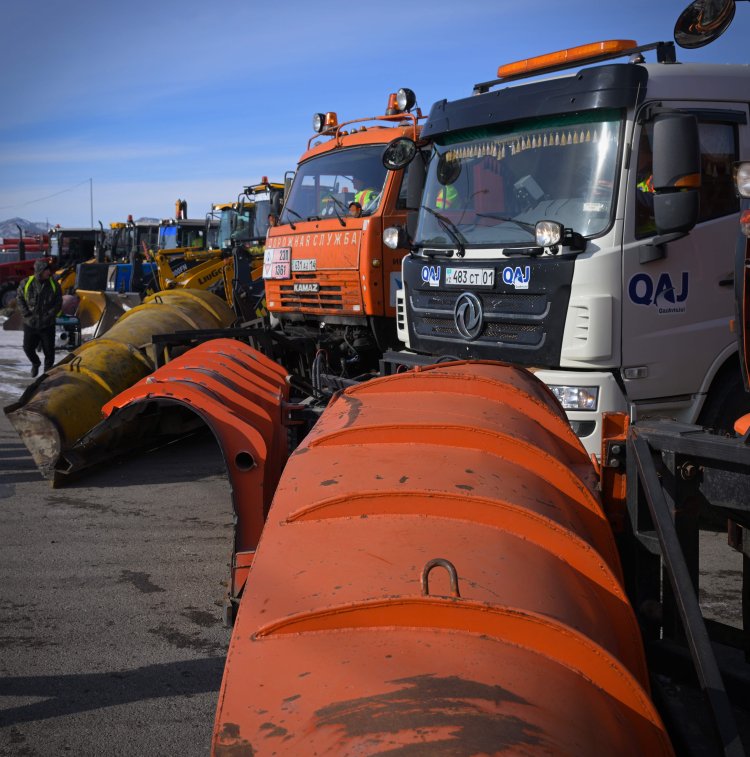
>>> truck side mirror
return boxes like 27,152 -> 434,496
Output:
652,112 -> 701,237
383,137 -> 417,170
675,0 -> 736,48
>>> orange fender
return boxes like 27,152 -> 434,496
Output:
213,361 -> 672,756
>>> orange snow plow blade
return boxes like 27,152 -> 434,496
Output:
213,361 -> 672,756
58,338 -> 291,609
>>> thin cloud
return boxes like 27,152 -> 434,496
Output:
0,143 -> 195,166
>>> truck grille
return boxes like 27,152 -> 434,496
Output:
403,256 -> 574,365
269,273 -> 361,314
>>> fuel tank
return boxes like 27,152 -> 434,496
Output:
213,360 -> 672,756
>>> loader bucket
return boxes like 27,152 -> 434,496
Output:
213,361 -> 672,756
57,339 -> 291,611
4,289 -> 235,478
74,290 -> 142,336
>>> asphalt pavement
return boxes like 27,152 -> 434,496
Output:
0,391 -> 233,756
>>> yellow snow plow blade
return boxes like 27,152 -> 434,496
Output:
4,288 -> 235,479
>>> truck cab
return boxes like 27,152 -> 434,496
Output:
395,41 -> 750,455
262,91 -> 423,378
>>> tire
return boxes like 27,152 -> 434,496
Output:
697,357 -> 750,435
0,285 -> 16,309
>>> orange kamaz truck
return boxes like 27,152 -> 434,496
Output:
262,89 -> 423,381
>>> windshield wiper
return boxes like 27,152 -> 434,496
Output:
421,206 -> 466,257
282,207 -> 303,230
475,212 -> 536,235
321,193 -> 347,227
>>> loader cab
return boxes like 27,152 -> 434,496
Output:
49,227 -> 102,268
214,202 -> 255,252
109,219 -> 159,261
240,180 -> 285,247
158,218 -> 216,253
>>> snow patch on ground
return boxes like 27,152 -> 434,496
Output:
0,318 -> 38,404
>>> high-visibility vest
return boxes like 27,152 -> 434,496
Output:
637,175 -> 655,193
355,189 -> 377,207
436,185 -> 458,208
24,275 -> 57,298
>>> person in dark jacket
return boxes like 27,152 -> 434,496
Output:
16,259 -> 62,376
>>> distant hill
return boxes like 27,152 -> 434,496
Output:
0,217 -> 50,238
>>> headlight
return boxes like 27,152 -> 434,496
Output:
735,162 -> 750,198
535,220 -> 562,248
383,227 -> 402,250
549,385 -> 598,410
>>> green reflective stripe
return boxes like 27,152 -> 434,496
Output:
23,275 -> 57,297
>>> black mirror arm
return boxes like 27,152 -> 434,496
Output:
639,231 -> 688,263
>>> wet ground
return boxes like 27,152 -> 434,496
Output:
0,320 -> 746,755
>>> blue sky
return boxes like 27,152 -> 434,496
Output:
1,0 -> 748,228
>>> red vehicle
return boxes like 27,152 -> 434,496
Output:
0,259 -> 41,308
0,227 -> 51,307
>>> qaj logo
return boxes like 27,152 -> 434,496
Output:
628,272 -> 689,314
502,265 -> 531,290
421,265 -> 440,288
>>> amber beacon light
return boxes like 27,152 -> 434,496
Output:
498,39 -> 639,79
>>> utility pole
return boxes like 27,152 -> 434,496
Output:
90,178 -> 94,229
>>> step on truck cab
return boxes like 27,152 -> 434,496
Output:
262,90 -> 423,379
391,40 -> 750,455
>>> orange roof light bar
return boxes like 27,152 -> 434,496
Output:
498,40 -> 639,79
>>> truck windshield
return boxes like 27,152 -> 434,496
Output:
416,110 -> 622,249
217,209 -> 236,248
247,194 -> 273,242
280,145 -> 388,223
159,226 -> 204,250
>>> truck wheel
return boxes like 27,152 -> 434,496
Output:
697,357 -> 750,435
0,285 -> 16,309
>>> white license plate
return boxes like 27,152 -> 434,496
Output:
292,258 -> 317,272
444,267 -> 495,287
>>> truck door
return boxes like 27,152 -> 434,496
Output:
621,103 -> 748,413
739,216 -> 750,390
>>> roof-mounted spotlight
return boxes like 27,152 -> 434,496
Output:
396,87 -> 416,112
312,112 -> 326,133
313,111 -> 338,133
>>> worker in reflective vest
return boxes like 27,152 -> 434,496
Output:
16,259 -> 62,377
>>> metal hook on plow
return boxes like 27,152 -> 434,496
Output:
421,557 -> 461,598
